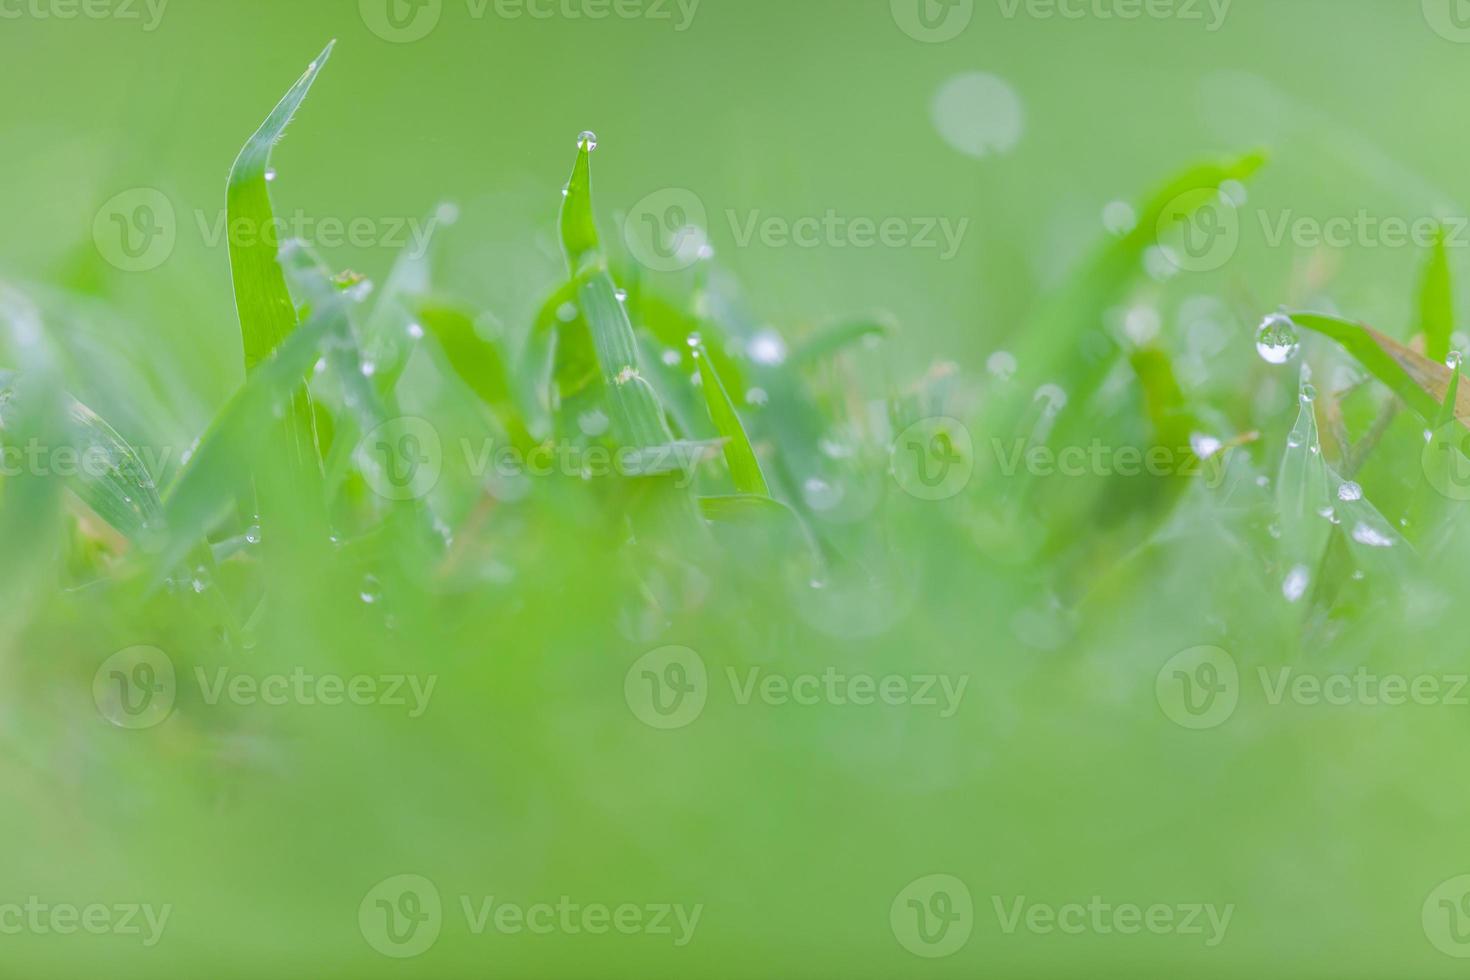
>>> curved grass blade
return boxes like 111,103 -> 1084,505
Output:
691,336 -> 768,495
227,41 -> 335,474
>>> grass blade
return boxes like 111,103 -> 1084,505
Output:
691,336 -> 769,495
1287,312 -> 1449,421
154,300 -> 345,577
227,41 -> 335,474
1419,225 -> 1453,363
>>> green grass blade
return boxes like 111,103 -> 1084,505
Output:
691,335 -> 769,495
154,300 -> 345,577
227,41 -> 334,474
419,303 -> 533,452
1287,312 -> 1446,420
63,398 -> 164,541
1418,225 -> 1453,363
559,141 -> 600,274
557,143 -> 675,449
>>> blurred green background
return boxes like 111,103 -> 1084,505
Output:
5,1 -> 1470,977
4,0 -> 1468,411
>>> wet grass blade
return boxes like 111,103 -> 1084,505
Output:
691,336 -> 769,496
558,143 -> 675,449
227,41 -> 335,472
63,398 -> 164,542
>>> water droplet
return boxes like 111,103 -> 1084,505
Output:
614,289 -> 628,302
1256,313 -> 1301,365
1189,432 -> 1223,459
1282,564 -> 1310,602
360,360 -> 377,378
1337,481 -> 1363,502
556,302 -> 578,323
264,168 -> 278,182
1449,351 -> 1463,370
1102,200 -> 1137,236
748,330 -> 787,366
407,321 -> 425,340
313,357 -> 328,375
802,476 -> 844,512
932,72 -> 1024,159
686,332 -> 702,349
577,130 -> 598,151
1351,522 -> 1394,548
987,350 -> 1018,381
191,566 -> 212,594
746,387 -> 769,406
1300,382 -> 1317,403
1122,306 -> 1160,345
360,575 -> 382,605
245,521 -> 262,545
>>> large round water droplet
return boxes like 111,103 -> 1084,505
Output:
577,130 -> 598,151
1255,313 -> 1300,365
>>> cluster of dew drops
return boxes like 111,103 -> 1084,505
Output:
1252,311 -> 1470,602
